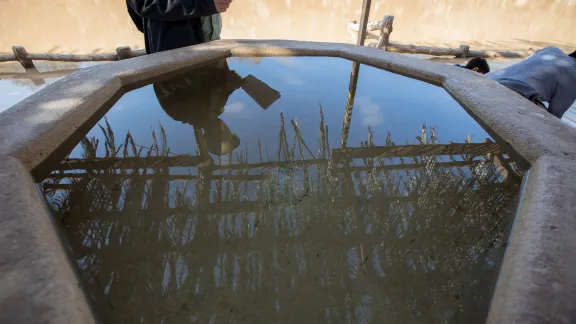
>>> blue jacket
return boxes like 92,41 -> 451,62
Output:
487,47 -> 576,118
126,0 -> 221,54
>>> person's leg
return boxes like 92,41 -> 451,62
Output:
201,14 -> 222,42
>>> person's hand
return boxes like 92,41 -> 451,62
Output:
225,70 -> 244,90
214,0 -> 233,13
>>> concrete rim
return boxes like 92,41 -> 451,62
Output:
1,40 -> 575,323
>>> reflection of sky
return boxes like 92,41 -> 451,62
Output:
0,61 -> 103,113
356,97 -> 384,127
0,79 -> 51,113
2,56 -> 574,132
68,57 -> 490,160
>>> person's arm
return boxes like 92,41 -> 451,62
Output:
126,0 -> 218,22
127,1 -> 144,32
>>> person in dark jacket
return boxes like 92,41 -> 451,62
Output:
127,0 -> 233,54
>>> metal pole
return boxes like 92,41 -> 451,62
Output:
357,0 -> 372,46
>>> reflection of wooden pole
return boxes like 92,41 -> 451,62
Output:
57,142 -> 502,172
484,139 -> 521,183
357,0 -> 372,46
45,157 -> 495,184
340,62 -> 360,148
27,67 -> 45,86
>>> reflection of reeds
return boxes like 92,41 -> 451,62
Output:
41,110 -> 521,324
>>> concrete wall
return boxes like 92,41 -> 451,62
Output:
1,40 -> 575,323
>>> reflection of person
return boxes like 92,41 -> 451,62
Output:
126,0 -> 233,54
487,47 -> 576,118
154,61 -> 243,156
454,57 -> 490,74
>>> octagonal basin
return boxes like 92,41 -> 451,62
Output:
38,57 -> 524,323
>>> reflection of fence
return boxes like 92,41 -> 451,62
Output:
44,135 -> 519,222
350,14 -> 537,58
44,137 -> 516,217
37,56 -> 523,322
40,116 -> 521,323
0,46 -> 145,68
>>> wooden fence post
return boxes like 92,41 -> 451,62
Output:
376,15 -> 395,50
12,46 -> 34,68
116,46 -> 133,60
456,44 -> 470,58
357,0 -> 372,46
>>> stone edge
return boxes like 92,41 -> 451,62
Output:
0,40 -> 575,323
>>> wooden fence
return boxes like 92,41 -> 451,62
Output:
0,46 -> 145,68
349,14 -> 537,59
1,12 -> 539,69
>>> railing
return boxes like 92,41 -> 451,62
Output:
1,11 -> 538,70
0,46 -> 145,68
350,14 -> 537,58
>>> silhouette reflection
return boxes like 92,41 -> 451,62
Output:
155,61 -> 243,157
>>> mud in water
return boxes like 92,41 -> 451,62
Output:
39,57 -> 524,323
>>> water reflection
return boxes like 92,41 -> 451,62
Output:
39,58 -> 523,323
154,61 -> 244,157
0,61 -> 101,113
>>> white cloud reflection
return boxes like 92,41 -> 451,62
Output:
356,97 -> 383,127
224,101 -> 246,114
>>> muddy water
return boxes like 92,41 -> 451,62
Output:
1,0 -> 575,54
39,57 -> 523,323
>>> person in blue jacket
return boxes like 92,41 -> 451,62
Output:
126,0 -> 233,54
487,47 -> 576,118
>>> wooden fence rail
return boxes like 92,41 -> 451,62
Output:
55,142 -> 501,172
1,13 -> 537,69
0,46 -> 146,68
349,14 -> 537,58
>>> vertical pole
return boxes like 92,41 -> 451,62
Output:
116,46 -> 134,60
339,60 -> 364,265
28,67 -> 46,86
456,44 -> 471,58
376,15 -> 395,50
12,46 -> 34,68
357,0 -> 372,46
194,128 -> 213,208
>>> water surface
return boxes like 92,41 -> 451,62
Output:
0,61 -> 101,113
40,57 -> 524,323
